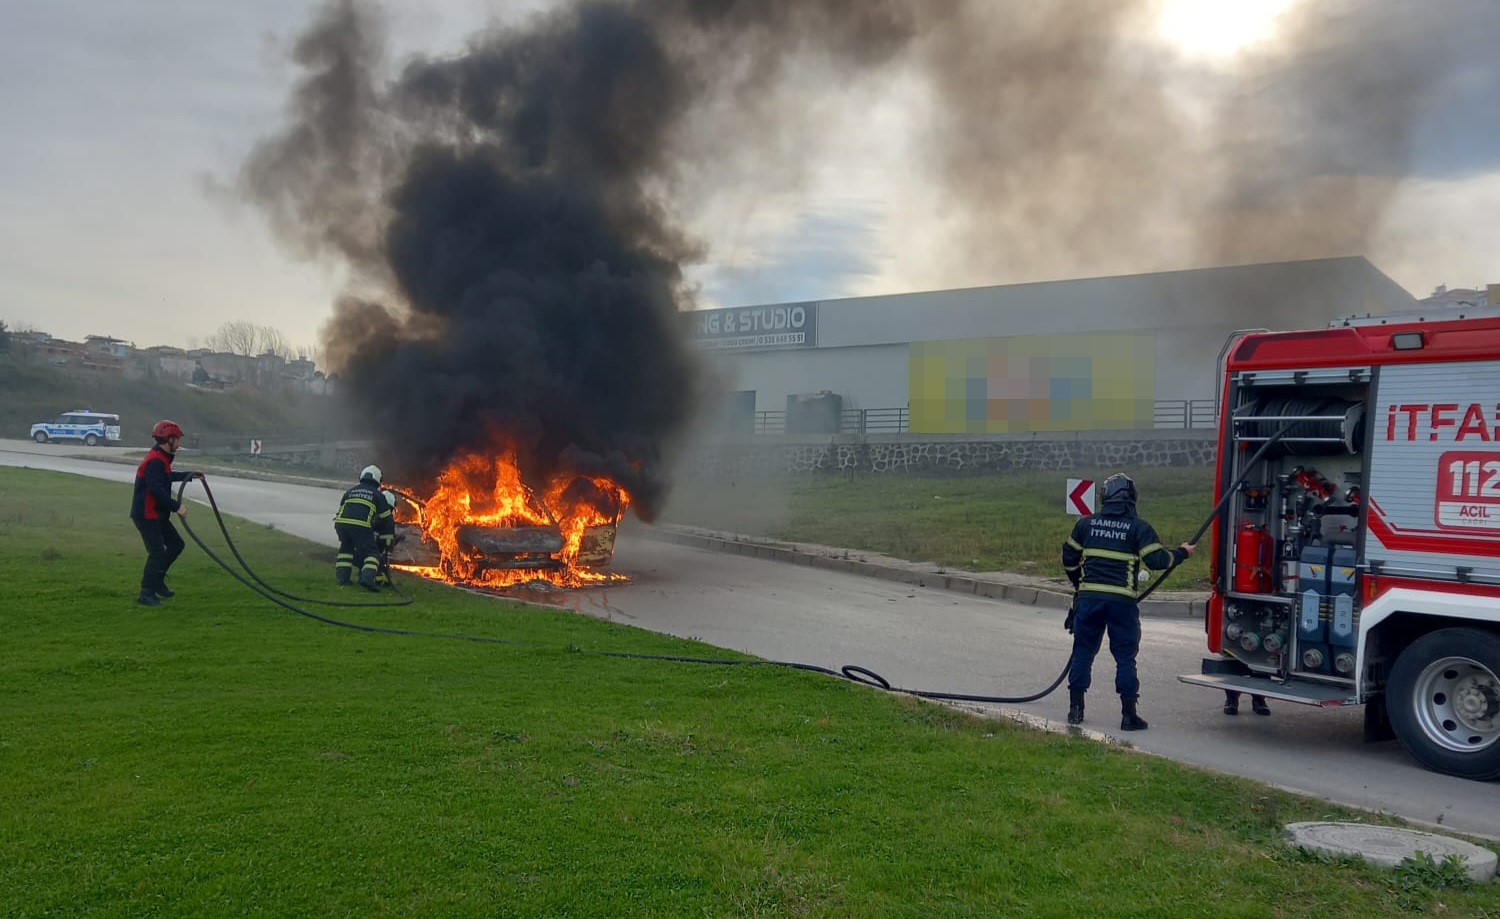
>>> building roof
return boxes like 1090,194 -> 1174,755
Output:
728,256 -> 1417,350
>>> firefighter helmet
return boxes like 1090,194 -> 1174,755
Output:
1101,473 -> 1137,504
382,490 -> 397,509
151,420 -> 184,441
361,464 -> 383,483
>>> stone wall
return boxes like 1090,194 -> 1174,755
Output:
677,432 -> 1217,478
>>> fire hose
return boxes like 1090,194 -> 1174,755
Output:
1134,417 -> 1296,604
172,478 -> 1069,704
175,477 -> 415,610
172,417 -> 1294,709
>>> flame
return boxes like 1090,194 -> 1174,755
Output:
392,451 -> 630,589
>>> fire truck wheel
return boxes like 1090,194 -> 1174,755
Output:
1387,627 -> 1500,781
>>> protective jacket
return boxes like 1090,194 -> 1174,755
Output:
131,445 -> 193,520
335,476 -> 394,540
1061,500 -> 1188,601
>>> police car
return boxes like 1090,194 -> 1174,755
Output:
30,410 -> 122,446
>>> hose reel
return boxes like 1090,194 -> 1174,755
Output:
1239,397 -> 1364,456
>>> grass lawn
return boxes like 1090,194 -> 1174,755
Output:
2,467 -> 1495,918
663,468 -> 1218,588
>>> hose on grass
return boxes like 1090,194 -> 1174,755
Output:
174,477 -> 1076,705
177,477 -> 414,608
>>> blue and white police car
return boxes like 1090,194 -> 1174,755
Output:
30,410 -> 122,446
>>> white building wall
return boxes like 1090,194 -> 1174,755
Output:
713,344 -> 908,411
693,257 -> 1420,423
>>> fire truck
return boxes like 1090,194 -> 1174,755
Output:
1179,307 -> 1500,780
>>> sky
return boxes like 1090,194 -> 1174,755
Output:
2,0 -> 1499,354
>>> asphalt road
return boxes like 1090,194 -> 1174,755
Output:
3,438 -> 1495,839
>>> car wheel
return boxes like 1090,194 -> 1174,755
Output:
84,433 -> 98,446
33,431 -> 48,444
1387,627 -> 1500,780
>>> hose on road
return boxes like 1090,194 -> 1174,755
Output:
174,477 -> 1075,706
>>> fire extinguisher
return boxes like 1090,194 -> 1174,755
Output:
1233,522 -> 1273,594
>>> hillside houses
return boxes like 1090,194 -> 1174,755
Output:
11,332 -> 333,394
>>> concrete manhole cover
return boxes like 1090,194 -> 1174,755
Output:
1285,822 -> 1497,883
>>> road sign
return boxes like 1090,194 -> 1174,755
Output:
250,439 -> 262,456
1066,478 -> 1096,516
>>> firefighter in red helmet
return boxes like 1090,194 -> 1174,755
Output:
129,420 -> 203,607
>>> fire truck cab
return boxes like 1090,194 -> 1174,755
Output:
1179,307 -> 1500,780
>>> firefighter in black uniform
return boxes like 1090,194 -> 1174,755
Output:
130,420 -> 203,607
373,490 -> 399,587
1060,473 -> 1195,730
335,464 -> 394,591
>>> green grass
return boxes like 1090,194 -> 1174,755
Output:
2,467 -> 1496,918
664,468 -> 1218,587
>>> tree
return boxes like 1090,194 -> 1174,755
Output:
0,319 -> 9,353
258,326 -> 291,358
205,320 -> 261,356
204,320 -> 293,357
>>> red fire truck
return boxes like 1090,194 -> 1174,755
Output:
1179,307 -> 1500,780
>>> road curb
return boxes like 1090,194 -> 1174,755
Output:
637,524 -> 1204,618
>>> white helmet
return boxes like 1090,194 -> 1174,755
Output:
361,464 -> 382,483
382,490 -> 397,509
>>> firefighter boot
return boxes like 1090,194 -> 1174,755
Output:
1067,690 -> 1086,726
1223,691 -> 1240,716
359,568 -> 379,593
136,590 -> 161,608
1120,698 -> 1149,731
1251,696 -> 1271,716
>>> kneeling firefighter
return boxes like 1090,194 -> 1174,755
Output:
1060,473 -> 1195,731
374,490 -> 400,587
334,465 -> 395,591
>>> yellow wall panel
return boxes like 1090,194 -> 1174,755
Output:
907,333 -> 1156,434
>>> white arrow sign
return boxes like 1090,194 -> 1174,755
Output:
250,439 -> 262,456
1065,478 -> 1096,516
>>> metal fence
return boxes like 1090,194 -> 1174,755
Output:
1152,399 -> 1219,430
750,400 -> 1215,435
840,407 -> 910,434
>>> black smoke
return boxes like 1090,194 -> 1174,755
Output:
245,0 -> 1498,513
244,0 -> 946,515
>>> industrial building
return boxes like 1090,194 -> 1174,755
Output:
690,257 -> 1420,435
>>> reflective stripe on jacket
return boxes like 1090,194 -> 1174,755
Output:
335,478 -> 394,536
1060,502 -> 1187,601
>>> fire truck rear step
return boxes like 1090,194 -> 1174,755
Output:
1178,673 -> 1359,707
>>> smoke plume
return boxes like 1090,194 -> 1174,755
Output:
244,0 -> 1495,510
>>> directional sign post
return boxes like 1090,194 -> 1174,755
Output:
1065,478 -> 1096,516
250,439 -> 262,457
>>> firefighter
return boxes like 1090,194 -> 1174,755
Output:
1060,473 -> 1195,731
334,465 -> 393,591
1223,690 -> 1271,717
130,420 -> 203,607
373,490 -> 399,587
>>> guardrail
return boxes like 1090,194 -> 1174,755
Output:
188,430 -> 341,454
750,401 -> 1214,435
1152,399 -> 1219,430
840,407 -> 909,434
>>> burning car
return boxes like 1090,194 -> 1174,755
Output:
388,453 -> 628,588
